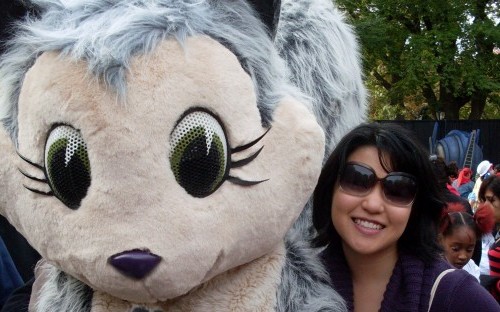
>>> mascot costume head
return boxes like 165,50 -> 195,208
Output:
0,0 -> 366,311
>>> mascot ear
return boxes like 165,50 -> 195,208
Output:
247,0 -> 281,38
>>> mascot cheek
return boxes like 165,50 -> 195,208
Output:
259,96 -> 325,227
223,92 -> 326,298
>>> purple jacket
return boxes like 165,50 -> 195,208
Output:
321,243 -> 500,312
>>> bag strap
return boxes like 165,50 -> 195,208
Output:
427,269 -> 455,312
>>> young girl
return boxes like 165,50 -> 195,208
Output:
439,205 -> 494,281
313,123 -> 499,312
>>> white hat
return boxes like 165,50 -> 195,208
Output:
476,160 -> 492,177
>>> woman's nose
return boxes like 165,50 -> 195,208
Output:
361,183 -> 385,213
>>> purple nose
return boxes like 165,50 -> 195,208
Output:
109,249 -> 161,279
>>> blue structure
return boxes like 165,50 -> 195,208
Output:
430,122 -> 483,173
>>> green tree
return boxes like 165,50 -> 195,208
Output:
336,0 -> 500,120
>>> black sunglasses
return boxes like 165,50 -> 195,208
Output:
339,162 -> 418,207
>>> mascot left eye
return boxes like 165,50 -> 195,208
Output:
44,125 -> 91,209
169,109 -> 228,198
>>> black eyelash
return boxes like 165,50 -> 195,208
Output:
227,176 -> 269,186
231,146 -> 263,168
227,127 -> 270,185
17,151 -> 44,170
230,128 -> 270,153
18,168 -> 48,183
23,185 -> 53,196
17,151 -> 54,197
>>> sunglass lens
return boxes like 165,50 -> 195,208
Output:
340,164 -> 374,195
383,175 -> 417,205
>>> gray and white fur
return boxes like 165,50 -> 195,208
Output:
277,204 -> 347,312
276,0 -> 367,158
0,0 -> 366,311
33,264 -> 93,312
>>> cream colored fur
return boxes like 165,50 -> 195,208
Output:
2,36 -> 325,305
87,244 -> 285,311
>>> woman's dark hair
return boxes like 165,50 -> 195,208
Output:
430,156 -> 450,189
479,175 -> 500,202
312,122 -> 444,263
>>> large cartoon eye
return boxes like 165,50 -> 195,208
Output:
44,125 -> 91,209
169,109 -> 229,197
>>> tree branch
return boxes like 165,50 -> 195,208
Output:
373,70 -> 392,91
421,83 -> 438,108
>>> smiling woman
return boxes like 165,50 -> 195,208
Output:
312,122 -> 500,312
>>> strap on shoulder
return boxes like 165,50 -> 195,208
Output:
427,269 -> 455,312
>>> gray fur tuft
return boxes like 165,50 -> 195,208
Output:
277,202 -> 346,312
34,264 -> 92,312
276,0 -> 367,158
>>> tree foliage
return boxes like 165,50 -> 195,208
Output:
335,0 -> 500,120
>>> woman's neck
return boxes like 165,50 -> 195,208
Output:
342,242 -> 398,283
341,243 -> 398,312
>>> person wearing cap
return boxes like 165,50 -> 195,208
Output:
471,160 -> 495,212
479,160 -> 495,178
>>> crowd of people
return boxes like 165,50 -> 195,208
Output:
2,122 -> 500,311
423,139 -> 500,304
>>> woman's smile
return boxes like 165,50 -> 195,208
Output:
352,218 -> 385,232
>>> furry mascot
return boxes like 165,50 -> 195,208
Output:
0,0 -> 366,311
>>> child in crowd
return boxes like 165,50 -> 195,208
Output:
439,204 -> 494,281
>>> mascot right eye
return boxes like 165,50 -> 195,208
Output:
44,125 -> 91,209
169,109 -> 229,198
